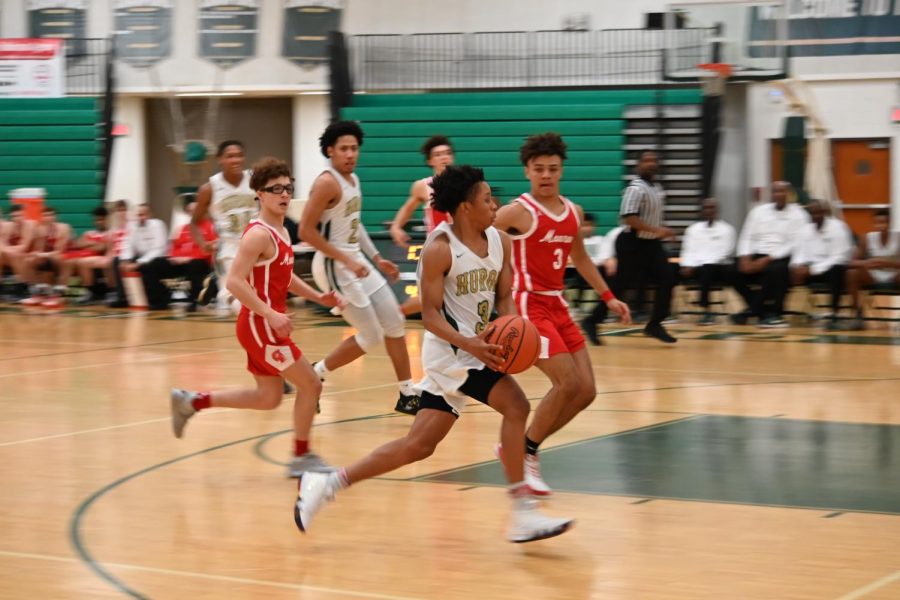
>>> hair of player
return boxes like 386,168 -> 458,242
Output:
216,140 -> 244,157
583,212 -> 596,223
519,132 -> 568,165
319,120 -> 364,157
249,157 -> 292,191
92,205 -> 109,217
875,207 -> 890,218
9,204 -> 24,214
431,165 -> 486,215
420,135 -> 452,160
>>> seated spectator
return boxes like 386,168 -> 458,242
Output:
579,223 -> 625,345
0,204 -> 37,300
844,208 -> 900,330
117,203 -> 168,305
680,198 -> 736,325
140,202 -> 217,311
59,206 -> 113,303
570,212 -> 603,306
789,200 -> 853,329
106,200 -> 131,307
732,181 -> 810,328
20,206 -> 72,307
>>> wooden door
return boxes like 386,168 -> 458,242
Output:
833,139 -> 891,235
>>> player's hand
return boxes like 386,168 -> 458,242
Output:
390,226 -> 410,249
375,257 -> 400,283
317,291 -> 346,309
463,327 -> 504,371
265,310 -> 293,338
345,258 -> 369,279
607,298 -> 632,324
203,240 -> 218,253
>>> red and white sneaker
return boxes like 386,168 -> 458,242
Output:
20,295 -> 44,307
494,443 -> 553,497
41,296 -> 65,310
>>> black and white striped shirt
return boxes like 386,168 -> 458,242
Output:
620,177 -> 665,240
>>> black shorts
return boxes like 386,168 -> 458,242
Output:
35,258 -> 58,273
418,368 -> 506,417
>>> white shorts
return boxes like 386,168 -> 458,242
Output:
312,251 -> 387,308
415,333 -> 486,415
871,269 -> 897,285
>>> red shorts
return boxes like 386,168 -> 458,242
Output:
63,249 -> 101,260
236,311 -> 302,377
515,291 -> 585,358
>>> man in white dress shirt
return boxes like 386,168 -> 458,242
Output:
732,182 -> 810,328
789,200 -> 853,329
680,198 -> 736,325
119,203 -> 169,283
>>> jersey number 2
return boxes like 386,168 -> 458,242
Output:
348,218 -> 359,244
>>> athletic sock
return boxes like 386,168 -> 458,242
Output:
508,482 -> 531,499
192,392 -> 212,411
398,379 -> 414,397
525,436 -> 541,456
294,439 -> 309,457
336,468 -> 351,488
314,361 -> 330,380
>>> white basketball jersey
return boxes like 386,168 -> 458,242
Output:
209,170 -> 257,243
866,230 -> 900,259
419,222 -> 504,341
318,166 -> 362,253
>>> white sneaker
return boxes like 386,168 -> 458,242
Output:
507,497 -> 573,543
286,452 -> 335,478
525,454 -> 553,497
294,471 -> 338,533
170,389 -> 196,439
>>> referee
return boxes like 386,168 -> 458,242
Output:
616,151 -> 677,343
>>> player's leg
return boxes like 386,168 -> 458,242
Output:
315,302 -> 378,372
845,266 -> 874,327
280,355 -> 330,476
369,283 -> 417,414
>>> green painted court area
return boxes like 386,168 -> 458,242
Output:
418,415 -> 900,514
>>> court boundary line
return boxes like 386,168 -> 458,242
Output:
0,349 -> 230,380
0,550 -> 420,600
836,570 -> 900,600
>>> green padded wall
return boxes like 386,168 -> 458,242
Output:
0,98 -> 104,232
342,89 -> 701,232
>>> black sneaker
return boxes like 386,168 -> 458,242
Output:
644,322 -> 677,344
395,393 -> 419,416
698,312 -> 717,326
729,311 -> 751,326
580,317 -> 602,346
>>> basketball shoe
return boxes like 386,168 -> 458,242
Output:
507,494 -> 573,543
169,388 -> 197,438
494,443 -> 552,496
294,470 -> 339,532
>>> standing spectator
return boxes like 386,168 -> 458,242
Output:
141,202 -> 217,311
679,198 -> 736,325
789,200 -> 853,329
732,181 -> 810,327
844,208 -> 900,330
615,150 -> 677,343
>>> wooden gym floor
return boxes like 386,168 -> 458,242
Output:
0,305 -> 899,599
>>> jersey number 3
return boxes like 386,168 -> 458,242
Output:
474,300 -> 490,334
552,248 -> 564,270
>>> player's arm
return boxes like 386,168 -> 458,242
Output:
225,228 -> 292,337
299,173 -> 368,277
419,236 -> 503,370
190,182 -> 215,253
389,180 -> 428,248
571,226 -> 632,324
356,225 -> 400,282
495,231 -> 516,317
51,224 -> 71,256
12,220 -> 36,252
288,274 -> 344,309
492,202 -> 531,236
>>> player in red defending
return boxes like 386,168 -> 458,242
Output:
493,133 -> 631,496
170,158 -> 344,478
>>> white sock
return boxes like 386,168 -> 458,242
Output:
398,379 -> 414,396
314,361 -> 330,380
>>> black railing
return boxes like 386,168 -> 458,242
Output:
100,41 -> 116,202
349,28 -> 713,90
63,37 -> 113,96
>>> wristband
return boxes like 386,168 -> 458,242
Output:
601,290 -> 615,303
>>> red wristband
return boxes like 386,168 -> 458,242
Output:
601,290 -> 615,303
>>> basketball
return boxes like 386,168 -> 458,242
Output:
485,314 -> 541,374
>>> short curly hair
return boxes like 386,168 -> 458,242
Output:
519,132 -> 567,165
249,157 -> 292,191
431,165 -> 485,215
319,120 -> 364,157
420,135 -> 453,160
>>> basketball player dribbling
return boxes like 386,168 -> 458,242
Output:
192,140 -> 254,315
390,135 -> 455,316
300,121 -> 418,415
170,158 -> 344,477
294,165 -> 574,543
493,133 -> 631,496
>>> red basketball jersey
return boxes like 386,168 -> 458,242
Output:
422,177 -> 451,233
511,193 -> 580,292
241,219 -> 295,317
110,227 -> 127,256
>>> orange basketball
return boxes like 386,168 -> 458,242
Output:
485,314 -> 541,374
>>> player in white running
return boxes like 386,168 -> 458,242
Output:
294,165 -> 574,543
300,121 -> 418,415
